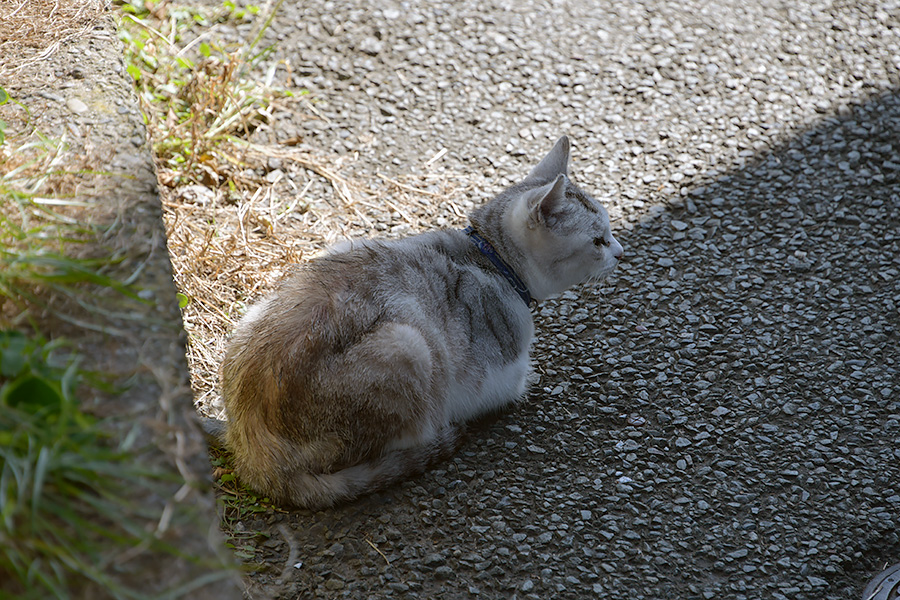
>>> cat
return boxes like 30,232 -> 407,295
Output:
217,136 -> 623,509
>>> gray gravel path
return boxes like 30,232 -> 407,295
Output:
217,1 -> 899,598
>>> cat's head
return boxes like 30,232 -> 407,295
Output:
507,136 -> 623,300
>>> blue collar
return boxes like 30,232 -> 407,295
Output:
464,226 -> 533,307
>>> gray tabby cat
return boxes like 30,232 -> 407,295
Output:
219,136 -> 623,509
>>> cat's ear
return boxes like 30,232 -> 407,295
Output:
524,136 -> 570,183
525,173 -> 568,228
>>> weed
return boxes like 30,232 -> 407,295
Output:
119,1 -> 292,188
0,331 -> 205,599
208,449 -> 281,564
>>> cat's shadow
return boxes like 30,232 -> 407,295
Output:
462,405 -> 512,436
331,408 -> 515,513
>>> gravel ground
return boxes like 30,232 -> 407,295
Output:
203,1 -> 899,598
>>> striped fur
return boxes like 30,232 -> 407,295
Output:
219,137 -> 622,508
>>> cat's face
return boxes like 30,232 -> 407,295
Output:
550,180 -> 623,286
524,176 -> 623,293
508,137 -> 623,299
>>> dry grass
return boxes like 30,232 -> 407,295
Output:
161,137 -> 475,416
0,0 -> 112,231
0,123 -> 136,334
0,0 -> 110,80
0,0 -> 474,421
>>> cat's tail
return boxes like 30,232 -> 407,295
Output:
275,426 -> 464,510
221,420 -> 464,510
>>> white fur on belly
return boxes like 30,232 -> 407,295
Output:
445,353 -> 530,423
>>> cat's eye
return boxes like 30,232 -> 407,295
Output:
593,237 -> 610,248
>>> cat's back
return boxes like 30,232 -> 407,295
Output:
229,227 -> 531,370
275,229 -> 472,320
232,230 -> 469,345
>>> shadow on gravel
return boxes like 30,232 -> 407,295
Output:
604,88 -> 899,597
243,92 -> 898,600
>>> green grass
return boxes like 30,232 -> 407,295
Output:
209,450 -> 280,565
0,82 -> 234,597
0,124 -> 146,334
0,331 -> 171,599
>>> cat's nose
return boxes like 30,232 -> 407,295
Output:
611,239 -> 623,260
